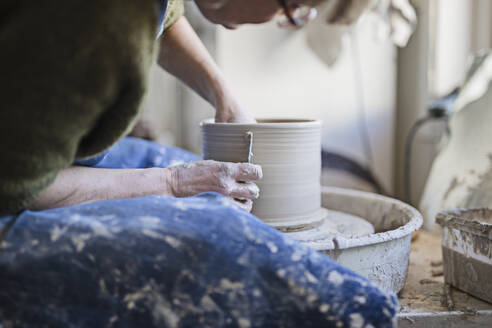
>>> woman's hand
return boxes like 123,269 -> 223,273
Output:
30,162 -> 262,213
213,86 -> 256,123
158,17 -> 255,124
167,160 -> 262,212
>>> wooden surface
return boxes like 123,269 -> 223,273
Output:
397,231 -> 492,327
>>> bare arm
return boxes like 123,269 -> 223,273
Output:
157,16 -> 254,123
29,161 -> 262,212
29,166 -> 170,210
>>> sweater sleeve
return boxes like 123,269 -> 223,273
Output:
164,0 -> 184,30
0,0 -> 159,215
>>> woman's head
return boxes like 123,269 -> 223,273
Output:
194,0 -> 324,29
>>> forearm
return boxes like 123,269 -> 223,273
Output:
157,16 -> 253,123
29,166 -> 172,211
29,160 -> 262,213
157,16 -> 226,108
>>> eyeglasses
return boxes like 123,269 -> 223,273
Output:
278,0 -> 300,26
277,0 -> 317,28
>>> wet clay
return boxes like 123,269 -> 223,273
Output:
287,210 -> 375,242
201,119 -> 325,230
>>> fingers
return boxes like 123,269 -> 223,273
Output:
199,161 -> 262,181
229,182 -> 259,199
168,160 -> 262,202
216,162 -> 262,199
232,198 -> 253,212
232,163 -> 263,182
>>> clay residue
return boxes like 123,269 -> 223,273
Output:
464,153 -> 492,209
470,232 -> 491,258
438,209 -> 492,234
287,210 -> 374,242
442,247 -> 492,304
443,177 -> 462,201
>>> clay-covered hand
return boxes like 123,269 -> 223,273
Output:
167,160 -> 263,212
214,87 -> 256,123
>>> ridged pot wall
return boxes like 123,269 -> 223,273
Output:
201,119 -> 322,229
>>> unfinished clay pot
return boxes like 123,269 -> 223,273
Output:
201,119 -> 327,230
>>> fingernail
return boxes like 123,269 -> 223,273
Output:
252,164 -> 263,179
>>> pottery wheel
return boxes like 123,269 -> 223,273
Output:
263,208 -> 329,232
285,210 -> 375,242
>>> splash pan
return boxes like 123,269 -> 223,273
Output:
295,187 -> 423,294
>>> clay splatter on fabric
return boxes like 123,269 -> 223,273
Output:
0,137 -> 397,327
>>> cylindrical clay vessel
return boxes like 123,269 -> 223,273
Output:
201,119 -> 326,230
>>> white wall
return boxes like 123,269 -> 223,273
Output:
395,0 -> 431,203
432,0 -> 472,96
472,0 -> 492,52
430,0 -> 491,97
216,16 -> 397,192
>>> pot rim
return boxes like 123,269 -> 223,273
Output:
201,118 -> 321,128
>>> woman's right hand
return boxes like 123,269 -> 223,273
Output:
166,160 -> 263,212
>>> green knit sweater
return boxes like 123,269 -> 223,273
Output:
0,0 -> 183,215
